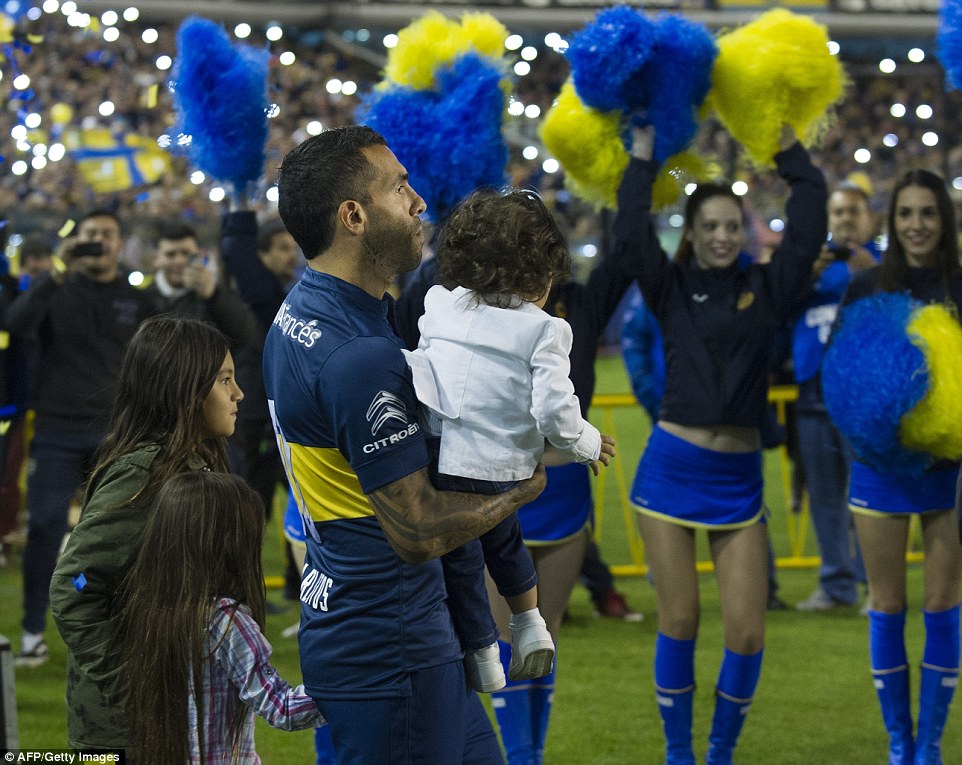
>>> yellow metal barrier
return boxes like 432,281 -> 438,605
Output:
266,384 -> 927,590
591,385 -> 924,578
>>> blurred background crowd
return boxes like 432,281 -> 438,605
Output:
0,5 -> 958,276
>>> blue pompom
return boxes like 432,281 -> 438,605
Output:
822,292 -> 931,476
360,53 -> 507,222
566,6 -> 656,113
566,8 -> 715,162
646,13 -> 717,163
938,0 -> 962,90
171,17 -> 270,188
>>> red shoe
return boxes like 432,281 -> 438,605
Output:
594,590 -> 644,622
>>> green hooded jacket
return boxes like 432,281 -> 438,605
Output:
50,442 -> 209,749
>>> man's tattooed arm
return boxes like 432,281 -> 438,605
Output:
368,465 -> 546,564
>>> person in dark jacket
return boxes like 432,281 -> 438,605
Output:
0,234 -> 53,561
220,205 -> 298,518
615,123 -> 826,765
144,221 -> 258,351
220,204 -> 302,603
7,209 -> 157,667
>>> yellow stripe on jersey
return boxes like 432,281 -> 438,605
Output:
289,443 -> 375,522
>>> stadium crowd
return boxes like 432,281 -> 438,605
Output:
0,12 -> 959,263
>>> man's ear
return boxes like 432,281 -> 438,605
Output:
337,200 -> 366,236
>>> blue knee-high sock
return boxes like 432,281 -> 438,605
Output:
706,647 -> 763,765
491,640 -> 534,765
654,633 -> 696,765
915,606 -> 960,765
869,610 -> 915,765
530,661 -> 555,765
314,724 -> 336,765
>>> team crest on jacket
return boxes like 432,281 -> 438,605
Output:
736,291 -> 755,311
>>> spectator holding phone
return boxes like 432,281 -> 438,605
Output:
143,221 -> 258,351
5,209 -> 157,667
792,183 -> 879,613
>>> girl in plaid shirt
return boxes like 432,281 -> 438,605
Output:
120,471 -> 324,764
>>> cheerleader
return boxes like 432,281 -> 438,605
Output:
615,123 -> 826,764
836,169 -> 962,765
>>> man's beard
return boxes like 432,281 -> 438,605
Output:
364,211 -> 422,276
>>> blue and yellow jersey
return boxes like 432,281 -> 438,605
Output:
263,269 -> 461,699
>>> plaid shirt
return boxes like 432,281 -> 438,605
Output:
188,598 -> 323,763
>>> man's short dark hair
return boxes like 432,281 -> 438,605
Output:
277,126 -> 387,260
257,219 -> 290,253
77,208 -> 121,230
20,232 -> 53,262
154,221 -> 197,247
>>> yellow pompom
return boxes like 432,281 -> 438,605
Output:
458,13 -> 511,60
384,11 -> 508,90
384,12 -> 456,89
652,152 -> 721,211
900,304 -> 962,460
539,82 -> 628,210
51,102 -> 74,126
706,8 -> 845,166
0,13 -> 14,45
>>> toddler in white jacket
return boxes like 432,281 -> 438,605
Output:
405,188 -> 615,693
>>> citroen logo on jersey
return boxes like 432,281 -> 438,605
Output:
367,391 -> 408,436
362,391 -> 420,454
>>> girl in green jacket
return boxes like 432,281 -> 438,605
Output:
50,315 -> 244,749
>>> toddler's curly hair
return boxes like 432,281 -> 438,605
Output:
437,188 -> 572,308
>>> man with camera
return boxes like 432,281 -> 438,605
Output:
5,209 -> 157,666
144,221 -> 257,350
792,183 -> 880,613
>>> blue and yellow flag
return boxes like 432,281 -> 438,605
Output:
64,128 -> 171,193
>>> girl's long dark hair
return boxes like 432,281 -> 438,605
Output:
120,472 -> 267,765
87,316 -> 231,506
879,169 -> 960,294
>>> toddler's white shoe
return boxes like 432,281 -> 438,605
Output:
508,612 -> 555,681
465,642 -> 505,693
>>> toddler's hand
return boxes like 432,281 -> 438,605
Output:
589,435 -> 616,476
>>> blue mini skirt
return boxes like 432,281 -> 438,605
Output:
849,460 -> 959,516
519,462 -> 593,544
631,426 -> 764,529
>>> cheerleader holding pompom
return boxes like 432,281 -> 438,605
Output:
824,169 -> 962,765
615,122 -> 827,765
